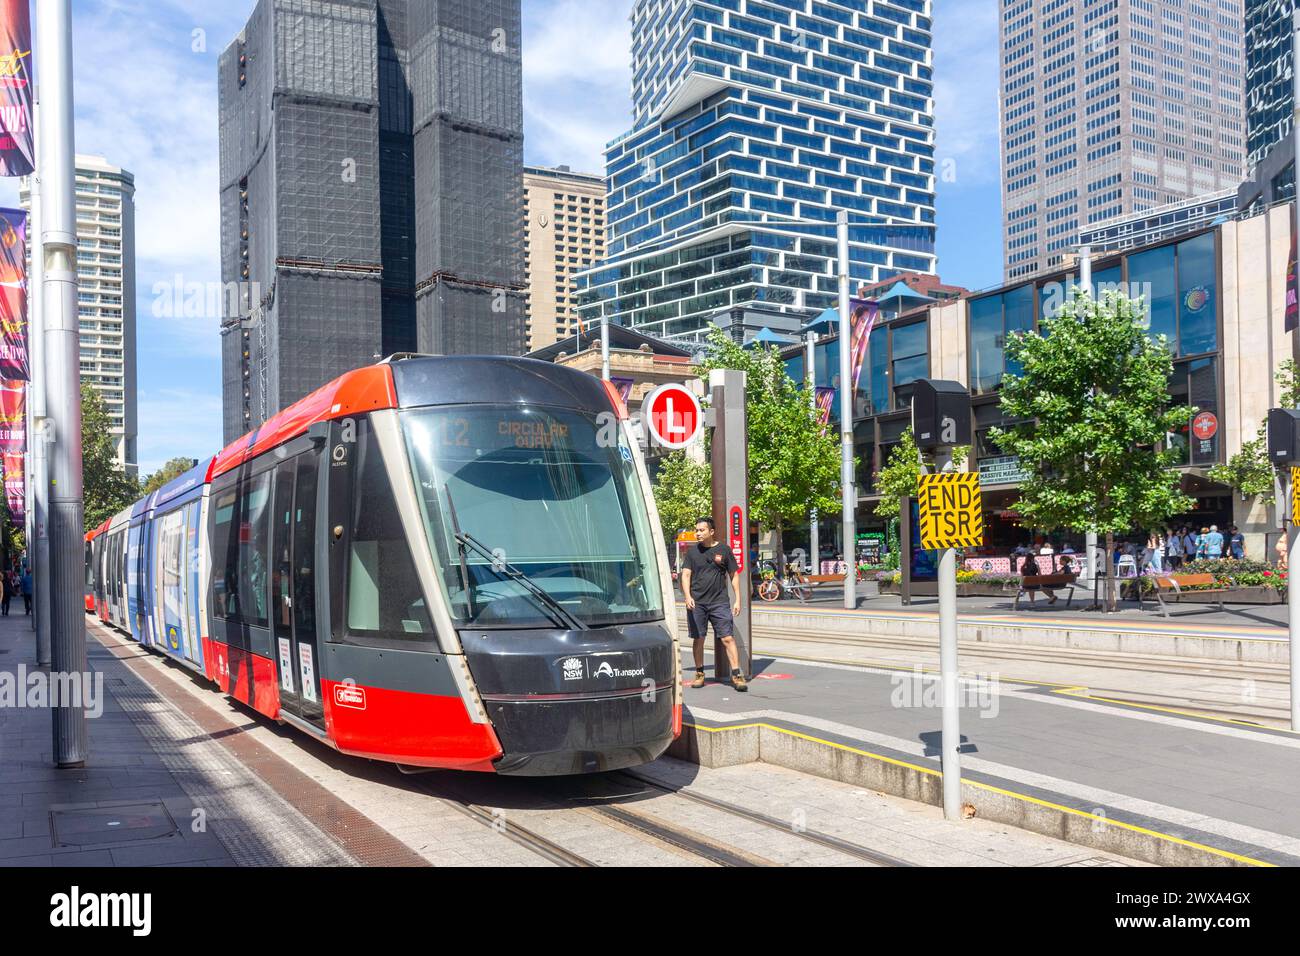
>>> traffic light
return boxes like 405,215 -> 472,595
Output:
913,379 -> 972,449
1268,408 -> 1300,465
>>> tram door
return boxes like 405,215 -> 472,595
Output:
272,451 -> 324,727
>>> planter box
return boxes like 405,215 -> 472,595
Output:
1147,585 -> 1283,606
878,581 -> 1015,598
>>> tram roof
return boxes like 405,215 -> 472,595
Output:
211,356 -> 621,480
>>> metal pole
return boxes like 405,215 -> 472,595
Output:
1290,475 -> 1300,731
1080,245 -> 1097,589
807,330 -> 818,571
39,0 -> 86,768
837,210 -> 856,608
936,451 -> 962,820
600,315 -> 610,381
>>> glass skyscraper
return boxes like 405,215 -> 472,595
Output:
574,0 -> 937,345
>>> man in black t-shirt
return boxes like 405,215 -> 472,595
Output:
680,516 -> 746,692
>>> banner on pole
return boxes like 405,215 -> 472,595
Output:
0,377 -> 22,454
849,298 -> 878,393
0,207 -> 25,379
3,449 -> 22,523
814,386 -> 835,428
0,0 -> 32,178
1288,226 -> 1298,334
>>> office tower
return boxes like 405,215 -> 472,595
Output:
1239,0 -> 1296,210
523,165 -> 606,351
218,0 -> 524,443
1000,0 -> 1246,280
20,154 -> 137,475
575,0 -> 937,345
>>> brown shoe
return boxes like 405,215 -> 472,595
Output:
731,670 -> 748,692
691,670 -> 706,688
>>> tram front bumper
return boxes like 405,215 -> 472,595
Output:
460,623 -> 678,776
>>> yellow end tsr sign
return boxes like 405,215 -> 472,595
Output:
918,472 -> 984,550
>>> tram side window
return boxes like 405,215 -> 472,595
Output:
345,422 -> 432,641
210,472 -> 272,630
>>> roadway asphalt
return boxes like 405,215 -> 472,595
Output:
682,647 -> 1300,865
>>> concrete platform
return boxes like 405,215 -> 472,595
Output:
671,647 -> 1300,867
735,602 -> 1292,664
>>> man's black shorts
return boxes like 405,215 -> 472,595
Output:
687,601 -> 734,639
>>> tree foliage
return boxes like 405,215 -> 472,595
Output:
1208,359 -> 1300,505
872,426 -> 969,520
651,452 -> 712,548
82,384 -> 139,528
989,288 -> 1193,608
142,457 -> 197,496
699,326 -> 843,565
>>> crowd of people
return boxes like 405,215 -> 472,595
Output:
1134,525 -> 1244,574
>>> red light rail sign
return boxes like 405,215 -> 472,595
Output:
644,383 -> 702,450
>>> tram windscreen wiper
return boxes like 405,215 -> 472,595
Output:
442,485 -> 587,632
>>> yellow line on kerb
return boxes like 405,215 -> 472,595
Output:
684,720 -> 1275,867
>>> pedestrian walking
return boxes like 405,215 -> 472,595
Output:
1204,525 -> 1224,560
21,566 -> 32,615
1228,526 -> 1245,561
1166,528 -> 1184,570
680,516 -> 747,692
0,569 -> 7,616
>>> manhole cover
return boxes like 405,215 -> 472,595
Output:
50,801 -> 179,848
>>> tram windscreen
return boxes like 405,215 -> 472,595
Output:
403,405 -> 664,629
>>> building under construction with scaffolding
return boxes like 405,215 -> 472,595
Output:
218,0 -> 526,442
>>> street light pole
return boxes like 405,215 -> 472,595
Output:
807,330 -> 818,570
837,210 -> 856,608
600,315 -> 611,381
1079,245 -> 1097,590
38,0 -> 87,768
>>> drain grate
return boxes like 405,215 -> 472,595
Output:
50,801 -> 179,848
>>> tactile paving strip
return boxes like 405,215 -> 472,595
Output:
94,626 -> 429,867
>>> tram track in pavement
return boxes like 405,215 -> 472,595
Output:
608,770 -> 914,867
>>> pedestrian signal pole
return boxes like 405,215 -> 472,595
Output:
915,380 -> 975,821
709,369 -> 751,679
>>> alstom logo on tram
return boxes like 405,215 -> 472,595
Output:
85,356 -> 683,775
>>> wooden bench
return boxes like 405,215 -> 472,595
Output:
788,572 -> 846,602
1014,573 -> 1077,610
1147,573 -> 1228,617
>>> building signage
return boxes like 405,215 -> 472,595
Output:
977,455 -> 1029,485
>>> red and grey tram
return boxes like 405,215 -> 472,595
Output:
87,356 -> 682,774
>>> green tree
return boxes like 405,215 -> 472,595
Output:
1207,360 -> 1300,505
651,451 -> 712,551
142,456 -> 197,495
700,326 -> 843,568
82,384 -> 140,528
872,426 -> 969,520
989,288 -> 1193,610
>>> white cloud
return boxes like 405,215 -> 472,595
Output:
522,0 -> 635,171
933,0 -> 1001,189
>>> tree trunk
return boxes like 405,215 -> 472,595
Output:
773,522 -> 785,575
1105,530 -> 1117,612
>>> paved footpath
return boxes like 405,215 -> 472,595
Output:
0,612 -> 1140,867
683,645 -> 1300,866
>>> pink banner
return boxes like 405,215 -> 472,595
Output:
0,208 -> 26,379
3,449 -> 21,523
0,377 -> 22,454
0,0 -> 31,177
849,298 -> 877,392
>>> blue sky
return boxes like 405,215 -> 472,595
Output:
2,0 -> 1003,474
